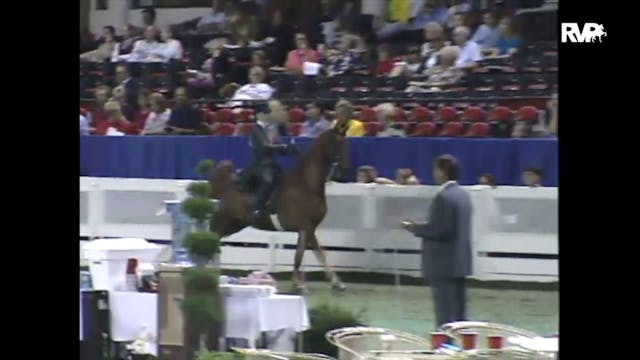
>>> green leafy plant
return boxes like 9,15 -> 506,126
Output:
196,159 -> 216,177
187,181 -> 213,198
184,231 -> 221,259
181,158 -> 224,353
303,303 -> 365,357
181,197 -> 216,222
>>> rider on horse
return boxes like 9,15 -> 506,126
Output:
248,101 -> 299,221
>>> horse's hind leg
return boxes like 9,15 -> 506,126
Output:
292,230 -> 308,294
308,230 -> 346,291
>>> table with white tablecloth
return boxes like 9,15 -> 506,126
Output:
80,290 -> 309,356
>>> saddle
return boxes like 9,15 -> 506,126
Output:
236,166 -> 281,213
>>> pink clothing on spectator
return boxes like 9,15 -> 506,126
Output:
284,49 -> 321,71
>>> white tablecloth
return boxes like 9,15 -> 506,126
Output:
80,290 -> 309,356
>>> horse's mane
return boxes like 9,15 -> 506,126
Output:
301,130 -> 335,164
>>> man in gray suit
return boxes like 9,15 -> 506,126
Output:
402,154 -> 473,328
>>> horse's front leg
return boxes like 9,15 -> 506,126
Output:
292,230 -> 308,294
308,230 -> 346,292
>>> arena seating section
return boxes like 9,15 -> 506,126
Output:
80,40 -> 557,138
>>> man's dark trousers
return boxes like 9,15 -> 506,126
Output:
430,277 -> 467,327
412,182 -> 473,329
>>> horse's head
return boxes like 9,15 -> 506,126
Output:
322,120 -> 351,169
209,160 -> 237,198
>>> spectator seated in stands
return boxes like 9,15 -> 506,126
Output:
167,87 -> 203,134
451,26 -> 482,70
389,46 -> 423,77
130,26 -> 163,62
373,43 -> 397,76
285,33 -> 322,74
324,27 -> 368,77
156,27 -> 183,62
196,0 -> 230,33
113,64 -> 140,115
492,16 -> 523,56
471,12 -> 501,52
522,167 -> 543,187
260,9 -> 294,67
131,8 -> 157,36
89,85 -> 112,128
300,102 -> 332,138
356,165 -> 395,185
112,85 -> 136,122
547,93 -> 557,135
116,24 -> 142,57
333,99 -> 364,137
375,103 -> 406,137
378,0 -> 447,39
132,90 -> 151,134
140,92 -> 171,136
229,6 -> 260,46
95,100 -> 136,135
396,168 -> 420,185
405,46 -> 464,92
445,0 -> 471,30
80,26 -> 118,62
80,113 -> 91,135
419,22 -> 450,71
230,66 -> 274,104
478,173 -> 497,188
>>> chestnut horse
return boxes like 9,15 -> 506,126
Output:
208,122 -> 350,292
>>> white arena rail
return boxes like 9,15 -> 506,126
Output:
80,177 -> 558,283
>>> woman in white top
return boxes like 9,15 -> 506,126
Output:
141,93 -> 171,135
131,26 -> 163,62
156,27 -> 184,62
231,66 -> 275,102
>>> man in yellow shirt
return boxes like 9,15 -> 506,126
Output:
333,100 -> 365,137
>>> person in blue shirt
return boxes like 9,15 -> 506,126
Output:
300,102 -> 331,138
471,12 -> 501,50
495,16 -> 523,55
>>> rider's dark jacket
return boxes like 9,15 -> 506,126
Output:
250,121 -> 293,165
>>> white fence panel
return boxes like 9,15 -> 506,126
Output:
80,177 -> 558,282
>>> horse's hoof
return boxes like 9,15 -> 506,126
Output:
332,282 -> 347,292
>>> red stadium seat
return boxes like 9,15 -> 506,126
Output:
203,110 -> 216,124
411,122 -> 437,137
237,108 -> 255,123
365,121 -> 382,136
437,107 -> 459,122
411,106 -> 434,123
489,106 -> 513,122
288,108 -> 305,123
290,123 -> 303,136
465,122 -> 490,137
394,107 -> 407,122
462,106 -> 487,123
216,108 -> 235,123
359,106 -> 377,123
215,123 -> 236,135
516,106 -> 539,123
439,122 -> 463,137
236,123 -> 256,136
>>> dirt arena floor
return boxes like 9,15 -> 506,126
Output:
284,281 -> 558,336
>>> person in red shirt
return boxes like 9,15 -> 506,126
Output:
284,33 -> 321,73
89,85 -> 111,131
373,43 -> 396,76
130,90 -> 150,134
95,100 -> 137,135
